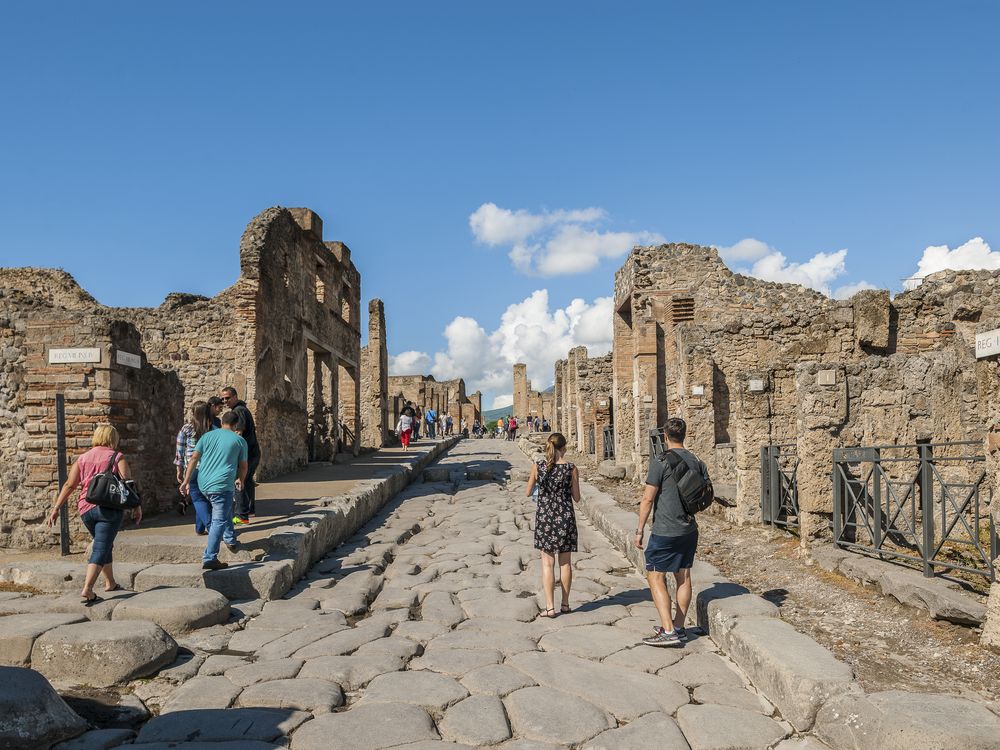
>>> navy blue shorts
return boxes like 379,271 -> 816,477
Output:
644,530 -> 698,573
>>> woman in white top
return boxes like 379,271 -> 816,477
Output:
396,413 -> 413,449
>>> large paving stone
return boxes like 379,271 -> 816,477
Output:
421,591 -> 467,626
353,634 -> 422,661
51,727 -> 136,749
722,616 -> 858,731
460,663 -> 537,697
428,628 -> 538,657
0,666 -> 87,748
225,658 -> 304,687
255,621 -> 353,660
603,643 -> 685,672
693,684 -> 772,715
133,561 -> 294,601
293,621 -> 392,659
125,743 -> 281,750
410,647 -> 503,676
289,703 -> 438,750
583,711 -> 690,750
238,677 -> 344,713
43,588 -> 136,621
32,620 -> 177,687
815,689 -> 1000,749
659,652 -> 745,688
0,612 -> 85,666
676,704 -> 787,750
137,708 -> 309,743
159,675 -> 241,713
298,653 -> 403,690
508,650 -> 687,722
504,686 -> 614,746
359,670 -> 469,712
112,587 -> 230,635
537,623 -> 638,659
462,592 -> 539,622
393,620 -> 451,644
439,694 -> 512,745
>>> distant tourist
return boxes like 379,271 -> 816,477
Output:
508,415 -> 518,441
45,424 -> 142,604
542,418 -> 550,432
446,414 -> 454,435
413,405 -> 422,440
180,410 -> 247,570
222,387 -> 258,524
174,400 -> 214,535
526,432 -> 580,618
439,412 -> 447,437
535,416 -> 541,432
472,419 -> 481,437
426,407 -> 437,439
396,409 -> 414,449
634,417 -> 709,647
496,417 -> 505,439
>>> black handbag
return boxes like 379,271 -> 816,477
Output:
87,452 -> 142,510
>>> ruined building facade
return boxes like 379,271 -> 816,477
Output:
513,364 -> 554,424
388,375 -> 482,430
545,243 -> 1000,542
0,206 -> 387,549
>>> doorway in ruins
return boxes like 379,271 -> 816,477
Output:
338,361 -> 360,455
306,345 -> 337,462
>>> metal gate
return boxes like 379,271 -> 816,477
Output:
760,443 -> 800,529
586,426 -> 596,455
833,442 -> 997,581
603,426 -> 615,459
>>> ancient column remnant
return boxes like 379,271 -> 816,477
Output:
360,298 -> 389,448
513,363 -> 528,419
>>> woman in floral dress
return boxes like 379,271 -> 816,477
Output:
526,432 -> 581,617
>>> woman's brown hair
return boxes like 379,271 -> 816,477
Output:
191,400 -> 210,439
545,432 -> 568,471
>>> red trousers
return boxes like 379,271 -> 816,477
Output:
401,428 -> 411,448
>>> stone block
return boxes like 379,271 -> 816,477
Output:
137,708 -> 310,744
598,460 -> 627,479
133,561 -> 294,601
51,727 -> 136,749
111,587 -> 231,635
0,666 -> 87,748
0,612 -> 86,666
288,703 -> 437,750
723,616 -> 859,731
676,703 -> 787,749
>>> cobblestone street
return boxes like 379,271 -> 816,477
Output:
128,439 -> 803,749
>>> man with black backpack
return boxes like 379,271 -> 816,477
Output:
634,417 -> 714,647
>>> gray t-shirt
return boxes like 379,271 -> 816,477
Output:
645,447 -> 706,537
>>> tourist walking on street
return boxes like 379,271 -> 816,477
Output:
396,410 -> 414,449
426,407 -> 437,439
508,415 -> 518,441
527,432 -> 580,618
446,414 -> 453,435
635,417 -> 708,647
180,410 -> 247,569
413,405 -> 422,440
175,400 -> 213,534
222,387 -> 258,524
45,424 -> 141,604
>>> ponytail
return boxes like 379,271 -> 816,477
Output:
545,432 -> 567,471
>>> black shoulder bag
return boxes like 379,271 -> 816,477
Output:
86,452 -> 142,510
661,450 -> 715,515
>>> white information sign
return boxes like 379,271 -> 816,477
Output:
748,378 -> 765,393
116,350 -> 142,369
48,348 -> 101,364
817,369 -> 837,386
976,329 -> 1000,359
691,385 -> 705,396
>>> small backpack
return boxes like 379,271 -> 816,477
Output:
658,449 -> 714,515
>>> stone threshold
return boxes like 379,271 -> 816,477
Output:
514,437 -> 1000,746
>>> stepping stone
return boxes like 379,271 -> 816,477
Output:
460,664 -> 537,697
508,650 -> 688,722
504,686 -> 613,746
238,677 -> 344,714
693,685 -> 772,715
298,653 -> 404,690
289,702 -> 438,750
51,727 -> 136,749
225,658 -> 304,688
660,652 -> 744,688
359,670 -> 469,712
676,704 -> 787,750
0,612 -> 85,667
537,623 -> 638,659
583,711 -> 689,750
159,676 -> 241,713
137,708 -> 309,744
112,533 -> 259,564
111,587 -> 230,635
292,621 -> 391,659
0,666 -> 87,748
410,647 -> 503,676
439,695 -> 512,745
44,588 -> 135,621
32,620 -> 177,687
462,593 -> 539,622
133,561 -> 293,601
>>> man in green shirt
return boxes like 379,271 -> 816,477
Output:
180,411 -> 248,569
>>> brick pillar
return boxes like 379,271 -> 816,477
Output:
513,363 -> 528,420
360,299 -> 388,449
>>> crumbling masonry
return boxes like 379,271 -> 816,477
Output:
0,207 -> 391,549
513,363 -> 554,424
388,375 -> 482,430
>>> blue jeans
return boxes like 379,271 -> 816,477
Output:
190,477 -> 212,534
203,491 -> 236,563
81,506 -> 124,565
427,422 -> 435,438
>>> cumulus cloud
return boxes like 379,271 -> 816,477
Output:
716,237 -> 872,298
491,394 -> 513,409
387,289 -> 613,408
470,202 -> 663,276
833,281 -> 878,300
388,350 -> 432,375
903,237 -> 1000,290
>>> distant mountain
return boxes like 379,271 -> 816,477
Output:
542,384 -> 555,393
483,405 -> 512,423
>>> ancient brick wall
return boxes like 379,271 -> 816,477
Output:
387,374 -> 481,429
361,299 -> 389,449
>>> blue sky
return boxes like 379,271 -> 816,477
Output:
2,2 -> 998,409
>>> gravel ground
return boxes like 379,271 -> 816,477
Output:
573,453 -> 1000,704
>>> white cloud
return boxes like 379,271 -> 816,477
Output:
716,238 -> 773,263
387,289 -> 613,410
904,237 -> 1000,290
834,281 -> 878,299
388,350 -> 432,375
470,202 -> 663,276
491,394 -> 513,409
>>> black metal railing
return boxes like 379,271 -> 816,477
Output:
761,443 -> 800,530
587,426 -> 596,455
833,442 -> 997,581
649,427 -> 665,457
603,425 -> 615,460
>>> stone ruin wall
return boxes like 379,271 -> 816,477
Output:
551,349 -> 612,464
604,243 -> 1000,540
388,374 -> 482,431
0,206 -> 377,549
360,299 -> 389,449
